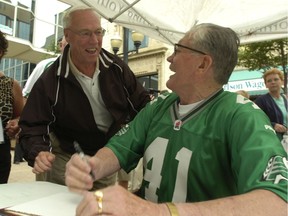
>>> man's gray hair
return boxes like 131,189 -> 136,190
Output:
62,6 -> 101,29
187,23 -> 240,85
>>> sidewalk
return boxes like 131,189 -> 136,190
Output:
8,150 -> 35,183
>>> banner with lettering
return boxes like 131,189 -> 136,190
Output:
223,79 -> 266,92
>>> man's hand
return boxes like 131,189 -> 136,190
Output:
5,119 -> 20,138
33,151 -> 55,174
76,185 -> 167,216
274,123 -> 287,133
65,154 -> 96,194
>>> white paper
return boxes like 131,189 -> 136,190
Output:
0,182 -> 83,216
0,182 -> 69,209
5,192 -> 82,216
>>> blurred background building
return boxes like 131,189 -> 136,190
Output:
0,0 -> 279,97
0,0 -> 174,95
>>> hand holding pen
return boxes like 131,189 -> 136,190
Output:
73,141 -> 95,180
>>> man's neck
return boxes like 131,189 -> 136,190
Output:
180,86 -> 222,105
68,50 -> 98,78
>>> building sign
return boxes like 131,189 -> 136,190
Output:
223,78 -> 266,92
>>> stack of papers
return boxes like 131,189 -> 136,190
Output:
0,182 -> 82,216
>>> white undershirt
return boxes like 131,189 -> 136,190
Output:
178,100 -> 203,116
68,53 -> 113,132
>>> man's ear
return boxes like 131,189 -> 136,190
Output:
199,55 -> 212,70
63,29 -> 69,43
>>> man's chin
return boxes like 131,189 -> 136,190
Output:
166,79 -> 174,91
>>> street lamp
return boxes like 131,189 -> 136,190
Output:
131,31 -> 144,53
110,33 -> 122,55
110,29 -> 144,56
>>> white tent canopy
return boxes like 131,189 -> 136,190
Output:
59,0 -> 288,45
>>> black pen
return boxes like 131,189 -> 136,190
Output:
73,141 -> 95,180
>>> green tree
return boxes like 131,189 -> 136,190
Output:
42,39 -> 62,59
47,39 -> 61,52
238,38 -> 288,94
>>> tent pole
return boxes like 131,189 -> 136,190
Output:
123,27 -> 129,64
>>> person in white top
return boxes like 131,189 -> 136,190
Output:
22,37 -> 67,98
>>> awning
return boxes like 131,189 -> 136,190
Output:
5,35 -> 55,64
59,0 -> 288,45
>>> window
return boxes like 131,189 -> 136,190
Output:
137,72 -> 159,96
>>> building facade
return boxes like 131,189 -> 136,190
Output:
0,0 -> 67,88
0,0 -> 174,95
0,0 -> 280,98
0,0 -> 36,87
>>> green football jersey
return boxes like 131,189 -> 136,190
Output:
106,89 -> 288,203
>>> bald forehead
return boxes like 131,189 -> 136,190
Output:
64,8 -> 101,28
178,37 -> 191,46
71,9 -> 100,20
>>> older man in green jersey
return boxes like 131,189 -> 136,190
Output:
65,23 -> 287,216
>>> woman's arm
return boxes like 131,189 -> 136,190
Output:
12,79 -> 24,118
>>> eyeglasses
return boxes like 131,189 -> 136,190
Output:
174,43 -> 207,55
67,28 -> 106,39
